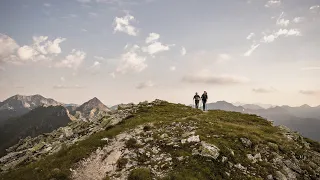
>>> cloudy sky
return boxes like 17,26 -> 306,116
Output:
0,0 -> 320,106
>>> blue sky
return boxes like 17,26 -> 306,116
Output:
0,0 -> 320,106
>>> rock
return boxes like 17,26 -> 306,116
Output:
194,142 -> 220,160
63,127 -> 74,138
222,156 -> 228,163
275,171 -> 287,180
101,138 -> 109,142
267,174 -> 274,180
283,160 -> 302,174
234,163 -> 247,172
181,139 -> 187,144
177,157 -> 184,161
283,166 -> 297,180
247,153 -> 262,163
160,133 -> 169,139
187,135 -> 200,143
240,138 -> 252,148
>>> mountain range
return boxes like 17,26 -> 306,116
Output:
206,101 -> 320,141
0,95 -> 111,157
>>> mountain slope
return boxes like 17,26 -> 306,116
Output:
0,95 -> 61,124
0,106 -> 71,157
207,102 -> 320,142
0,100 -> 319,180
71,97 -> 110,121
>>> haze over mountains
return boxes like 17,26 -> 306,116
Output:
207,101 -> 320,141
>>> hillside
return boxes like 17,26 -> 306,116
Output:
0,106 -> 71,157
206,102 -> 320,142
0,100 -> 319,180
0,95 -> 61,124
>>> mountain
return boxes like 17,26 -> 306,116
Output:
0,95 -> 61,124
242,104 -> 264,110
0,105 -> 71,157
70,97 -> 110,121
0,100 -> 319,180
206,102 -> 320,142
207,101 -> 245,112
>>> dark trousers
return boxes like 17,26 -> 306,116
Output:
195,100 -> 199,109
202,101 -> 207,111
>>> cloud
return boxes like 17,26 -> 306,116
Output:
43,3 -> 51,7
182,71 -> 249,85
244,44 -> 260,57
55,49 -> 86,69
293,17 -> 304,23
170,66 -> 176,71
265,0 -> 281,8
301,67 -> 320,71
60,77 -> 65,82
276,12 -> 290,27
116,45 -> 147,74
17,45 -> 38,61
53,85 -> 85,89
262,29 -> 301,43
142,42 -> 172,55
0,34 -> 19,63
218,54 -> 231,61
299,90 -> 320,95
88,12 -> 98,17
136,81 -> 154,89
145,33 -> 160,44
310,5 -> 320,10
246,33 -> 255,40
113,14 -> 138,36
181,47 -> 187,56
110,72 -> 116,78
252,87 -> 276,93
81,28 -> 88,32
94,56 -> 106,61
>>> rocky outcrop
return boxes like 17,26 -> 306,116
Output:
0,100 -> 163,172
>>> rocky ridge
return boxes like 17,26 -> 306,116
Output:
0,100 -> 319,180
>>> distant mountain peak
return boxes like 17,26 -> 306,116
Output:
300,104 -> 311,108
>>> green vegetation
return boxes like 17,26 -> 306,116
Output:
1,102 -> 319,180
128,168 -> 152,180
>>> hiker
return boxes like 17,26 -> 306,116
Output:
201,91 -> 208,111
193,92 -> 201,109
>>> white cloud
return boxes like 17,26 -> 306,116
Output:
310,5 -> 320,10
56,49 -> 86,69
252,87 -> 276,93
170,66 -> 176,71
91,61 -> 101,68
142,42 -> 172,55
113,14 -> 138,36
246,33 -> 255,40
182,71 -> 249,85
218,54 -> 231,60
293,17 -> 304,23
145,33 -> 160,44
60,77 -> 65,82
0,33 -> 19,63
181,47 -> 187,56
17,45 -> 38,61
276,12 -> 289,27
262,29 -> 301,43
81,28 -> 88,32
265,0 -> 281,8
116,45 -> 147,74
136,81 -> 154,89
244,44 -> 260,57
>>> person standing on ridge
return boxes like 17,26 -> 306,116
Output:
193,92 -> 201,109
201,91 -> 208,111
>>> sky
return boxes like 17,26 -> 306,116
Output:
0,0 -> 320,106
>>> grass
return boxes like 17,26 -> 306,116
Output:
1,102 -> 319,180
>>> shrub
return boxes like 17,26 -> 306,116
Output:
128,168 -> 152,180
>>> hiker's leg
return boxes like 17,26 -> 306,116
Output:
195,100 -> 199,109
